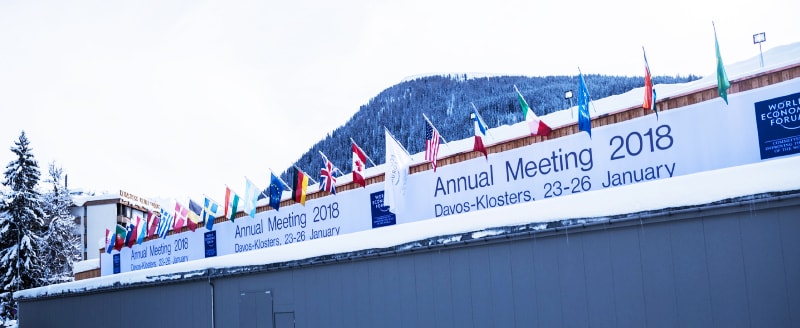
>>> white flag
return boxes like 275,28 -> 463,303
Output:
384,129 -> 411,212
244,178 -> 261,218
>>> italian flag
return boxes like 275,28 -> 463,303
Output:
516,88 -> 552,136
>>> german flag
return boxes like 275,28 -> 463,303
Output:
293,167 -> 309,205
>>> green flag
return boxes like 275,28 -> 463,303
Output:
714,23 -> 730,104
114,224 -> 127,251
516,89 -> 531,120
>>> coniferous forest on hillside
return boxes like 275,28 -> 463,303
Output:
280,73 -> 700,183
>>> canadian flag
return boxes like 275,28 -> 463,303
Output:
352,142 -> 367,187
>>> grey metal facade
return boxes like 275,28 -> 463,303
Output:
19,193 -> 800,327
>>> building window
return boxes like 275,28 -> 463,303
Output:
117,204 -> 133,218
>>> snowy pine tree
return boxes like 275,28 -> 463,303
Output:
0,131 -> 46,320
40,163 -> 80,285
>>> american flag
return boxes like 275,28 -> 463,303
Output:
425,120 -> 440,171
320,155 -> 337,194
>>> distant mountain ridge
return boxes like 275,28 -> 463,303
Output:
279,73 -> 699,184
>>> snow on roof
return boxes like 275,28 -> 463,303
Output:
72,259 -> 99,275
17,152 -> 800,300
70,192 -> 120,207
18,41 -> 800,300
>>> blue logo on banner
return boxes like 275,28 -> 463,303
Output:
754,92 -> 800,159
113,254 -> 121,274
204,230 -> 217,258
370,191 -> 396,228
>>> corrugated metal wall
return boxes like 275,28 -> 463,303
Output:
21,195 -> 800,328
20,280 -> 212,328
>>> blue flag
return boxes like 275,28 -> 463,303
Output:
244,178 -> 261,218
157,208 -> 174,239
577,72 -> 592,137
125,222 -> 136,247
269,172 -> 286,211
203,197 -> 220,231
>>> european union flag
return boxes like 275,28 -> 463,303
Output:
269,172 -> 286,211
577,72 -> 592,138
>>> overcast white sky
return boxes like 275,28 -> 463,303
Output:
0,0 -> 797,204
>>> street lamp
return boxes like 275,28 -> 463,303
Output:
753,32 -> 766,68
564,90 -> 574,118
564,90 -> 573,107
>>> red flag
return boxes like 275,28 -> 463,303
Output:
352,142 -> 367,187
187,217 -> 197,232
114,224 -> 125,252
471,111 -> 488,160
643,47 -> 657,117
424,119 -> 441,171
173,202 -> 187,232
147,211 -> 159,237
319,153 -> 337,194
114,235 -> 124,251
105,228 -> 115,254
125,217 -> 140,248
224,186 -> 241,221
528,117 -> 552,136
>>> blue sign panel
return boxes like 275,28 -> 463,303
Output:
113,254 -> 121,274
754,91 -> 800,159
204,230 -> 217,258
370,191 -> 396,228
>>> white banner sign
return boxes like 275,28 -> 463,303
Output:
102,78 -> 800,275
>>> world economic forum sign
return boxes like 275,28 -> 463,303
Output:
101,78 -> 800,276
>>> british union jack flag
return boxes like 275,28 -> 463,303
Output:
320,154 -> 337,194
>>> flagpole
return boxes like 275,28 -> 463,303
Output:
578,67 -> 598,114
384,126 -> 413,157
515,84 -> 558,121
243,176 -> 266,200
642,46 -> 659,120
422,113 -> 450,149
269,168 -> 292,191
470,102 -> 496,141
350,137 -> 377,167
294,165 -> 318,185
202,194 -> 223,208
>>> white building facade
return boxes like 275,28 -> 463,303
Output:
70,190 -> 160,261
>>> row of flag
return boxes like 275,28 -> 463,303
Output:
105,197 -> 222,253
102,102 -> 517,252
105,24 -> 733,252
579,22 -> 731,138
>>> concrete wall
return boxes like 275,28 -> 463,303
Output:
19,195 -> 800,328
